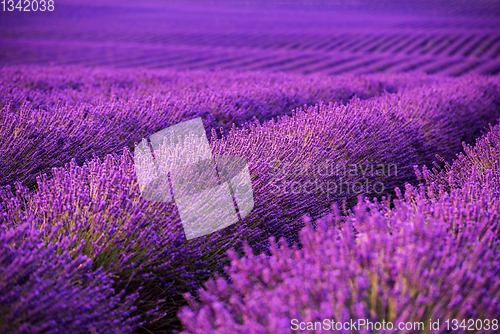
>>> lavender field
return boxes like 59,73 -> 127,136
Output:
1,1 -> 500,333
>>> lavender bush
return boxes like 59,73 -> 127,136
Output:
0,153 -> 234,332
210,74 -> 500,245
422,123 -> 500,196
180,194 -> 500,333
178,127 -> 500,333
0,221 -> 138,334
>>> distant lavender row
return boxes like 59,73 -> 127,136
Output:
1,73 -> 499,332
178,123 -> 500,334
0,65 -> 438,188
0,65 -> 433,125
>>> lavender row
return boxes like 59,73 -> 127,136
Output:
1,73 -> 499,332
178,125 -> 500,333
0,152 -> 265,332
0,65 -> 433,127
210,74 -> 500,245
0,65 -> 438,188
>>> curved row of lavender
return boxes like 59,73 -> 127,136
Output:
0,65 -> 437,189
0,66 -> 499,333
178,121 -> 500,334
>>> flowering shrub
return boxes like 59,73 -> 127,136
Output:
210,74 -> 500,246
0,152 -> 238,332
422,123 -> 500,197
178,150 -> 500,333
0,222 -> 138,334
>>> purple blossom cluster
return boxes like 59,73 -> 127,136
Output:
1,65 -> 499,333
178,123 -> 500,334
0,222 -> 138,333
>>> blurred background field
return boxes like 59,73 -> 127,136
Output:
1,0 -> 500,76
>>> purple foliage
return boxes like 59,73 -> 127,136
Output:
0,222 -> 139,334
0,152 -> 228,331
0,1 -> 499,333
422,123 -> 500,196
210,74 -> 500,245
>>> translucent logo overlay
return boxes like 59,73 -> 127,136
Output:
134,118 -> 254,240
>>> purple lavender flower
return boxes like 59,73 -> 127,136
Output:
0,222 -> 139,334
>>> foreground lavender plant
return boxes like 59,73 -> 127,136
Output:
178,118 -> 500,333
0,149 -> 266,332
179,181 -> 500,333
0,222 -> 139,334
